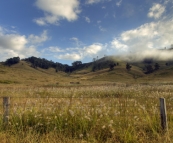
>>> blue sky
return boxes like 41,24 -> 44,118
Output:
0,0 -> 173,64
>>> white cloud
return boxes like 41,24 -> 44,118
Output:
47,46 -> 64,53
70,37 -> 79,42
121,22 -> 157,42
20,46 -> 40,58
34,0 -> 81,25
97,20 -> 101,24
140,49 -> 173,61
11,26 -> 16,29
86,0 -> 101,4
28,30 -> 49,44
0,26 -> 43,61
70,37 -> 84,47
0,26 -> 3,32
116,0 -> 122,7
124,49 -> 173,62
85,16 -> 90,23
0,33 -> 27,51
84,43 -> 102,55
0,49 -> 19,61
99,26 -> 107,32
34,18 -> 47,26
45,43 -> 103,61
110,17 -> 173,61
0,38 -> 39,61
111,38 -> 128,51
58,53 -> 82,60
148,3 -> 165,19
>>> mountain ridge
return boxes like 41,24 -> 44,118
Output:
0,55 -> 173,87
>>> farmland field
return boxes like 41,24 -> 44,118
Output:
0,84 -> 173,143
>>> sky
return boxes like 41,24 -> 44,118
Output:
0,0 -> 173,65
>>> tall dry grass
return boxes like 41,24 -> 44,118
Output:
0,84 -> 173,142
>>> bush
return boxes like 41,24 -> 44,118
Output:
5,57 -> 20,66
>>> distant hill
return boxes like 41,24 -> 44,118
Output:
0,55 -> 173,87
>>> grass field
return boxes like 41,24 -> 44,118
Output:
0,84 -> 173,143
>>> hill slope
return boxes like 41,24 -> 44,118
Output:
0,61 -> 72,87
0,57 -> 173,87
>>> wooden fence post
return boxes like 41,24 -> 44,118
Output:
160,98 -> 168,131
3,97 -> 10,125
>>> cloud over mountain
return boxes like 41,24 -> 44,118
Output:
111,17 -> 173,53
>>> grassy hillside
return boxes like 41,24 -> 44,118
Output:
0,61 -> 72,87
0,56 -> 173,87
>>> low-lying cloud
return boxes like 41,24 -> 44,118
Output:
111,17 -> 173,54
121,49 -> 173,62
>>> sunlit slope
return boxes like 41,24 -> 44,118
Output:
0,59 -> 173,87
128,59 -> 173,83
72,62 -> 145,82
0,61 -> 71,87
73,56 -> 125,74
139,66 -> 173,83
71,58 -> 173,83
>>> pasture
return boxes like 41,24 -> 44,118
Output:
0,84 -> 173,142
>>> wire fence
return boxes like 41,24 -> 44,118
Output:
0,96 -> 172,111
1,96 -> 173,131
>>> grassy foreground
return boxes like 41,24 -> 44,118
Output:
0,84 -> 173,142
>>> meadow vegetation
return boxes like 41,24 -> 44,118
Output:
0,85 -> 173,142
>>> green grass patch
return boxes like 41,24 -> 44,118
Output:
0,80 -> 18,84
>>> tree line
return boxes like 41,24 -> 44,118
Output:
3,56 -> 92,73
23,56 -> 71,72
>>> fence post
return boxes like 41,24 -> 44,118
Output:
3,97 -> 10,125
159,98 -> 168,131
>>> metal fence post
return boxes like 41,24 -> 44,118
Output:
3,97 -> 10,125
160,98 -> 168,131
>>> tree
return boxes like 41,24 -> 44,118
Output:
93,58 -> 96,62
166,63 -> 169,66
92,66 -> 96,72
5,57 -> 20,66
55,68 -> 58,72
154,63 -> 160,70
145,65 -> 153,74
126,63 -> 132,71
72,61 -> 82,67
143,58 -> 153,64
23,56 -> 69,72
109,63 -> 116,70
